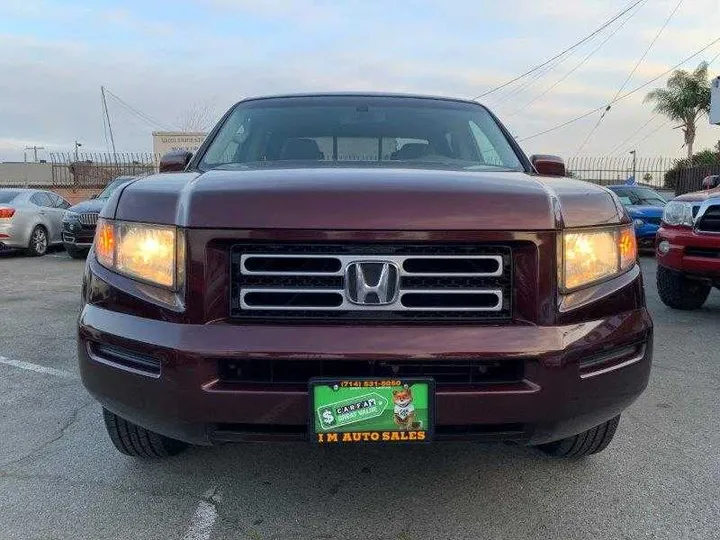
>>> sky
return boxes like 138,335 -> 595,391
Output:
1,0 -> 719,163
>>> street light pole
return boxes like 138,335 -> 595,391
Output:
74,141 -> 82,162
629,150 -> 637,184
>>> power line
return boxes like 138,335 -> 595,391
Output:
516,34 -> 720,143
505,0 -> 648,119
573,0 -> 684,156
608,114 -> 661,154
104,88 -> 174,131
634,118 -> 673,147
607,43 -> 720,154
472,0 -> 646,100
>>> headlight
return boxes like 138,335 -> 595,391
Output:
95,219 -> 185,290
560,225 -> 637,291
62,211 -> 80,222
633,218 -> 645,228
662,201 -> 693,227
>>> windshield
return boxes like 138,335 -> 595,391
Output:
97,177 -> 133,199
198,97 -> 524,172
0,190 -> 21,204
611,187 -> 666,206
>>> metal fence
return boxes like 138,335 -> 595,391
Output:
565,156 -> 673,188
49,152 -> 158,188
674,163 -> 720,195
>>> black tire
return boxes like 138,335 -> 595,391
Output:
657,265 -> 711,310
65,244 -> 87,259
537,415 -> 620,458
26,225 -> 48,256
102,408 -> 188,458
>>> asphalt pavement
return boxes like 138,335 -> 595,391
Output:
0,250 -> 718,540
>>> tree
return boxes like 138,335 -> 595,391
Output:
642,172 -> 653,183
176,102 -> 215,132
644,62 -> 711,161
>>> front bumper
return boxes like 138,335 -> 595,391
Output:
79,303 -> 653,446
62,221 -> 95,247
635,223 -> 659,250
656,226 -> 720,278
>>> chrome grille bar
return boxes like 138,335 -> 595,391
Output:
79,212 -> 99,226
240,254 -> 503,277
239,288 -> 503,311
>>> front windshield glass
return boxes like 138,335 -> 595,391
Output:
633,188 -> 666,206
97,177 -> 132,199
199,98 -> 524,171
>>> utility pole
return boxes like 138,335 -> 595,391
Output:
101,86 -> 117,155
24,146 -> 45,162
629,150 -> 637,184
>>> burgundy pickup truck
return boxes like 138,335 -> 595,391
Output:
78,94 -> 652,459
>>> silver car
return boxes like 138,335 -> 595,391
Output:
0,188 -> 70,256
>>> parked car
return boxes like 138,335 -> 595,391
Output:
607,185 -> 667,250
62,176 -> 136,259
0,188 -> 70,256
78,93 -> 652,459
656,186 -> 720,309
701,175 -> 719,190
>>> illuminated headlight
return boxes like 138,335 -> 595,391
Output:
62,211 -> 80,222
560,225 -> 637,291
633,218 -> 645,228
662,201 -> 693,227
95,219 -> 185,290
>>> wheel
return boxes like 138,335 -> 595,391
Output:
102,408 -> 188,458
26,225 -> 48,256
65,244 -> 87,259
537,415 -> 620,458
657,265 -> 711,310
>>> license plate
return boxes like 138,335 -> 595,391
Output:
310,378 -> 434,444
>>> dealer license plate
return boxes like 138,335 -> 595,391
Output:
310,378 -> 434,444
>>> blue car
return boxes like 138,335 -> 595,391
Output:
607,185 -> 667,250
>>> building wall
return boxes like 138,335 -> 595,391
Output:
0,163 -> 53,186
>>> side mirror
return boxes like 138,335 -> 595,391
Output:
530,154 -> 566,177
159,150 -> 193,173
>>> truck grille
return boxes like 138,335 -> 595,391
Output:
79,212 -> 99,226
230,244 -> 512,321
696,205 -> 720,233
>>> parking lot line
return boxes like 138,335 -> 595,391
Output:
0,356 -> 77,379
182,488 -> 221,540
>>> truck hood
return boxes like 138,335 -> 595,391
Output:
675,186 -> 720,202
68,198 -> 109,213
110,166 -> 625,230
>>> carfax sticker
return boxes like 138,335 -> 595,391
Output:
310,379 -> 433,444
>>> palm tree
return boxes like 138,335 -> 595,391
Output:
644,62 -> 711,160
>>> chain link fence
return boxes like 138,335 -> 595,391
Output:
49,152 -> 158,189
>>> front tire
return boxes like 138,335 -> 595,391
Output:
103,408 -> 188,458
657,265 -> 710,310
26,225 -> 48,256
537,416 -> 620,458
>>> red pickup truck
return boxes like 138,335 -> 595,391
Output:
78,93 -> 652,459
656,187 -> 720,309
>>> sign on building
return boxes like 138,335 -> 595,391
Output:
152,132 -> 207,156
